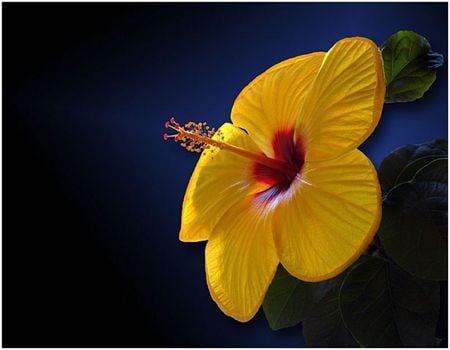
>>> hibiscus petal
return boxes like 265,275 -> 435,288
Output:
205,198 -> 279,321
273,149 -> 381,281
180,123 -> 266,242
296,37 -> 385,161
231,52 -> 325,158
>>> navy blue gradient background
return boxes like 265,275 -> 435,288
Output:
3,2 -> 447,347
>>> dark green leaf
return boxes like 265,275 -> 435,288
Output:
413,157 -> 448,183
262,265 -> 340,330
378,139 -> 447,193
382,31 -> 431,86
379,180 -> 447,280
396,155 -> 447,185
303,287 -> 359,348
436,282 -> 448,342
381,30 -> 443,103
340,258 -> 440,347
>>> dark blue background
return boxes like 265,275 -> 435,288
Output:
3,2 -> 447,347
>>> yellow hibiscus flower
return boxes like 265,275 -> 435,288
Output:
164,37 -> 385,322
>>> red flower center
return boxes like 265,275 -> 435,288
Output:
253,129 -> 305,201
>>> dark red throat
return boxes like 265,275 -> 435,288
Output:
253,129 -> 305,201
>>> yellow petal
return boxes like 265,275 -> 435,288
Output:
180,123 -> 266,242
231,52 -> 325,158
296,37 -> 385,161
273,149 -> 381,281
206,198 -> 279,322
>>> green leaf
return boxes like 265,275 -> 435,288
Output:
412,157 -> 448,183
435,282 -> 448,342
378,142 -> 447,281
396,155 -> 447,185
381,30 -> 443,103
262,265 -> 340,330
340,257 -> 440,347
378,180 -> 448,280
378,139 -> 447,193
303,286 -> 359,348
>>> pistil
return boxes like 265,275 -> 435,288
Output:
163,117 -> 296,174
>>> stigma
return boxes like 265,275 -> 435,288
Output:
163,117 -> 298,175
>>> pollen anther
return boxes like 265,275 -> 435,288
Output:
163,117 -> 216,153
